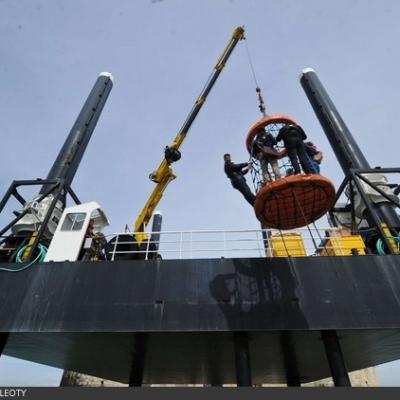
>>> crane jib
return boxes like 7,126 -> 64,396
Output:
133,26 -> 245,238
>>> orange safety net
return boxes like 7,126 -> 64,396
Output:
254,175 -> 336,230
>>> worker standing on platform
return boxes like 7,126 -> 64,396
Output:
276,124 -> 313,174
305,141 -> 322,174
252,127 -> 281,184
224,154 -> 256,206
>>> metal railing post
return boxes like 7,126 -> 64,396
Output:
111,234 -> 119,261
179,232 -> 183,259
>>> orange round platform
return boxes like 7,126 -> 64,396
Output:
246,115 -> 296,153
254,174 -> 336,230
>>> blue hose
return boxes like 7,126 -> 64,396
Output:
376,236 -> 400,255
0,243 -> 47,272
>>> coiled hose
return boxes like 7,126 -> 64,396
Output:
376,236 -> 400,255
0,243 -> 47,272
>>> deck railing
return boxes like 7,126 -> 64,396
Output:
107,226 -> 369,260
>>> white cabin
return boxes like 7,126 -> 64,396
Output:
44,202 -> 109,262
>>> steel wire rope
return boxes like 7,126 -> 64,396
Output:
310,185 -> 332,255
291,186 -> 319,252
244,37 -> 260,90
270,188 -> 291,258
243,34 -> 269,192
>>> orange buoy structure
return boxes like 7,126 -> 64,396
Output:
247,114 -> 336,229
254,174 -> 336,229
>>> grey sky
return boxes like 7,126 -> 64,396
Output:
0,0 -> 399,386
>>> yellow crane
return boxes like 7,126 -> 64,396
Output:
134,26 -> 245,243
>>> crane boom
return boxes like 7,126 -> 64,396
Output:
134,26 -> 245,239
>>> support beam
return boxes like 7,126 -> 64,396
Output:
66,186 -> 81,205
234,332 -> 252,387
321,330 -> 351,387
129,333 -> 148,387
12,190 -> 26,206
280,331 -> 301,386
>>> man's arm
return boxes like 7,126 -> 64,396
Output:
278,148 -> 288,159
226,162 -> 249,176
231,162 -> 249,171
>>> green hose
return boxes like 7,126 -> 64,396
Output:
0,243 -> 47,272
376,236 -> 400,255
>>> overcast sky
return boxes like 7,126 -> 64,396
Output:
0,0 -> 399,386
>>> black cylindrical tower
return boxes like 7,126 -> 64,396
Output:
40,72 -> 113,199
300,68 -> 400,231
300,68 -> 368,171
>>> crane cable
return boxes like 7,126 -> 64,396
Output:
244,35 -> 269,183
244,37 -> 259,87
244,36 -> 263,186
244,38 -> 267,117
244,37 -> 276,258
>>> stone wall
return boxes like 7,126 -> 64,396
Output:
60,367 -> 379,387
304,367 -> 379,387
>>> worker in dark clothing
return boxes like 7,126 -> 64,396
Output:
224,153 -> 256,206
276,124 -> 313,174
252,127 -> 281,183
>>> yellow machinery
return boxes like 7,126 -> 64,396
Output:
271,229 -> 367,258
320,232 -> 366,256
381,223 -> 399,254
133,27 -> 245,243
271,233 -> 307,258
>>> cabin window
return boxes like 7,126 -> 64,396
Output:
61,212 -> 87,231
